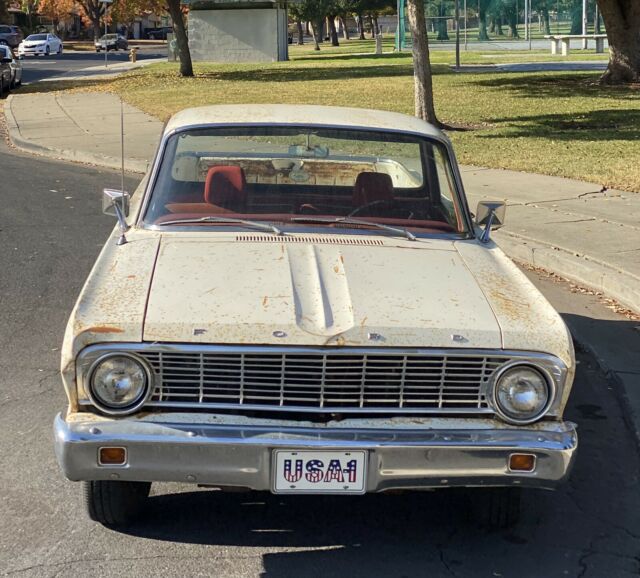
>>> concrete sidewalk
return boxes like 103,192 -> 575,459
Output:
4,92 -> 640,316
4,92 -> 162,173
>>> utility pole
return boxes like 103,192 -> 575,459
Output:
463,0 -> 467,50
582,0 -> 587,49
455,0 -> 460,69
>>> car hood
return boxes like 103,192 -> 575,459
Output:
142,236 -> 504,349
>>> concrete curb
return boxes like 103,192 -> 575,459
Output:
3,95 -> 149,174
495,229 -> 640,314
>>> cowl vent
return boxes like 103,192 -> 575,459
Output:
235,235 -> 385,246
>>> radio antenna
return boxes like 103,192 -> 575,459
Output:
120,98 -> 125,193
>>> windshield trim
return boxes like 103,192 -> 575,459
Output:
136,122 -> 476,237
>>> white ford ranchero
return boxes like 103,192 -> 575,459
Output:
54,105 -> 577,527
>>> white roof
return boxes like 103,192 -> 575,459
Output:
164,104 -> 444,139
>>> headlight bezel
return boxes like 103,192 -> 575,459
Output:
491,361 -> 555,425
86,352 -> 153,416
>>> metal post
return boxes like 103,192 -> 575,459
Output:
455,0 -> 460,69
582,0 -> 587,49
524,0 -> 527,41
463,0 -> 467,50
104,2 -> 108,68
528,0 -> 532,50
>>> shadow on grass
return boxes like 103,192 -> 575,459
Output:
198,63 -> 449,83
481,108 -> 640,142
472,72 -> 640,100
294,52 -> 412,63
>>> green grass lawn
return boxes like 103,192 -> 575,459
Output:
31,39 -> 638,191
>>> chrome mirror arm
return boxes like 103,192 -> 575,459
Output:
479,210 -> 495,243
113,201 -> 130,246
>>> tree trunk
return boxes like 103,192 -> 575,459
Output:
541,7 -> 551,35
0,0 -> 8,22
166,0 -> 193,77
368,14 -> 375,38
478,2 -> 489,40
339,16 -> 350,40
496,16 -> 504,36
357,15 -> 365,39
311,21 -> 321,50
437,18 -> 449,40
597,0 -> 640,84
406,0 -> 440,125
570,4 -> 582,34
328,15 -> 339,45
305,20 -> 311,35
373,16 -> 380,35
296,19 -> 304,44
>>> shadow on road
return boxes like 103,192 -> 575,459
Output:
113,333 -> 640,577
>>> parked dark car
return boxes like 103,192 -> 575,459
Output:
95,34 -> 128,52
0,48 -> 12,95
0,25 -> 23,48
146,26 -> 173,40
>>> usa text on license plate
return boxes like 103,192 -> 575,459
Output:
273,450 -> 367,494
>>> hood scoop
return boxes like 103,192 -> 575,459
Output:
235,235 -> 384,246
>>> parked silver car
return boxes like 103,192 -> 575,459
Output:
0,47 -> 11,95
0,45 -> 22,88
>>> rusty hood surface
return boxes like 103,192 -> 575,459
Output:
142,236 -> 504,349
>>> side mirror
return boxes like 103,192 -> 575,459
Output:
102,189 -> 130,245
475,201 -> 506,243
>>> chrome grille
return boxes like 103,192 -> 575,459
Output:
140,350 -> 512,414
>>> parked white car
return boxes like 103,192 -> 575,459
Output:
18,33 -> 63,57
54,105 -> 578,528
0,44 -> 22,87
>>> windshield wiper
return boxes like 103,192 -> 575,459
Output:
157,216 -> 282,235
290,216 -> 416,241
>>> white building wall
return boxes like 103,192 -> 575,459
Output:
189,8 -> 287,63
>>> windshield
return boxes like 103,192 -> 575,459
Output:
100,34 -> 117,40
27,34 -> 47,41
143,126 -> 468,236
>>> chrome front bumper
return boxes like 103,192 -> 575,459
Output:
54,413 -> 578,492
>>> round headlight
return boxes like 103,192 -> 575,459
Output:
88,354 -> 151,414
493,364 -> 552,424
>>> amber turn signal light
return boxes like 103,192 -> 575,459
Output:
509,453 -> 536,472
99,447 -> 127,466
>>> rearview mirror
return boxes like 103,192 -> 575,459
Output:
475,201 -> 506,243
102,189 -> 130,245
102,188 -> 130,217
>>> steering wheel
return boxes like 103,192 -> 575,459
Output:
298,203 -> 321,214
348,199 -> 394,217
349,199 -> 416,220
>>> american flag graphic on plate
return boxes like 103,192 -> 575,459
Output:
273,450 -> 367,493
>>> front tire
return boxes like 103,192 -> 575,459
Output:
45,45 -> 50,56
83,480 -> 151,526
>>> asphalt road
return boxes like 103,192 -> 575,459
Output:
17,47 -> 166,85
0,141 -> 639,577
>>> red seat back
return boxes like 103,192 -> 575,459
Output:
353,172 -> 394,207
204,166 -> 247,211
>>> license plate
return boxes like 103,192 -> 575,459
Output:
272,450 -> 367,494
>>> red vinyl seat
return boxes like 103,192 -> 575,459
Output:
353,172 -> 394,208
204,165 -> 247,211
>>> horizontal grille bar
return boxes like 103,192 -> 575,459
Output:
138,350 -> 513,414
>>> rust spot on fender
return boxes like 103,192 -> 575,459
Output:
87,326 -> 125,334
